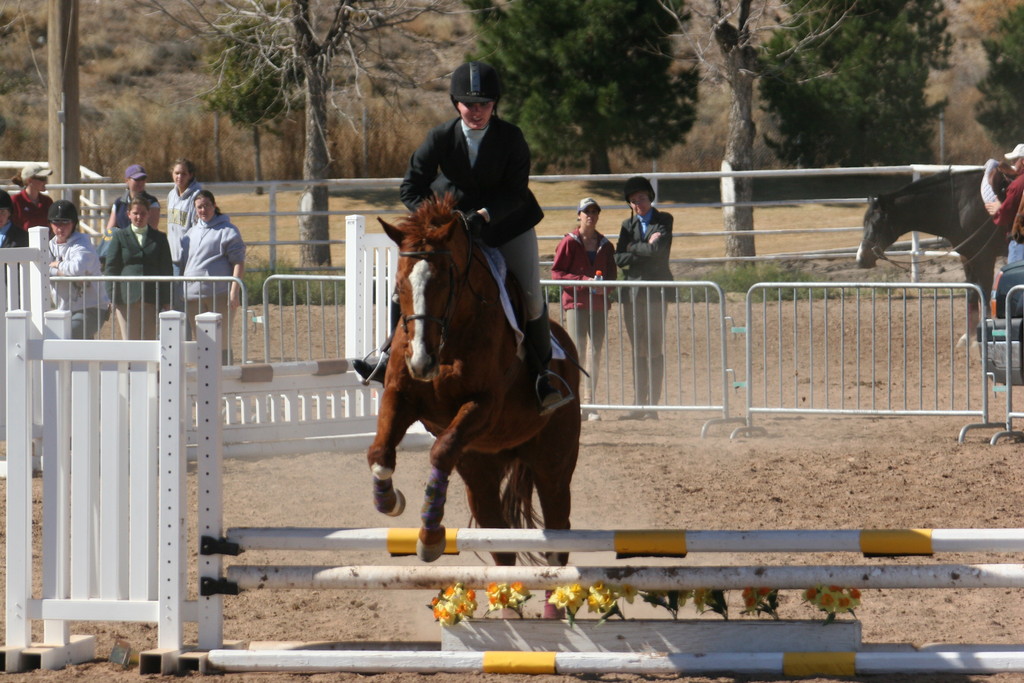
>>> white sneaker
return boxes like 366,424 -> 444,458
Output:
587,412 -> 601,422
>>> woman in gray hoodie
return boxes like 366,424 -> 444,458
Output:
180,190 -> 246,359
166,158 -> 202,274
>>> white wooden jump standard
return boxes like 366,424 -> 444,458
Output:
223,526 -> 1024,555
205,648 -> 1024,676
221,563 -> 1024,592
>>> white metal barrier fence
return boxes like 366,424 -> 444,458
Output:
734,282 -> 995,440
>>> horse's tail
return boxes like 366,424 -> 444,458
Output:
500,460 -> 550,565
501,460 -> 541,530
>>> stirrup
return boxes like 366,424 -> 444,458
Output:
535,371 -> 574,416
353,352 -> 389,386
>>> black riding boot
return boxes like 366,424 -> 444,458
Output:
525,316 -> 574,416
353,303 -> 402,386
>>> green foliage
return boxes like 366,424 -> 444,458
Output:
242,261 -> 345,306
201,18 -> 294,129
976,6 -> 1024,147
465,0 -> 698,173
708,263 -> 814,293
759,0 -> 952,166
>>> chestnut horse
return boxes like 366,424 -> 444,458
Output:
366,196 -> 581,570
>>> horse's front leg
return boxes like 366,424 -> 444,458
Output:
418,401 -> 487,562
367,390 -> 419,518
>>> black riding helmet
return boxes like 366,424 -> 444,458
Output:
48,199 -> 79,226
623,176 -> 655,203
450,61 -> 501,108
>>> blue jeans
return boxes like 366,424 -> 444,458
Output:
71,307 -> 109,340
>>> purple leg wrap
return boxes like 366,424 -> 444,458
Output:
421,466 -> 449,530
373,476 -> 397,514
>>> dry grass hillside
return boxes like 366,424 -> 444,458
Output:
0,0 -> 1019,183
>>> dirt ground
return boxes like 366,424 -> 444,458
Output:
7,255 -> 1024,683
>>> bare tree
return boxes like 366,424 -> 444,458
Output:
135,0 -> 461,267
658,0 -> 846,258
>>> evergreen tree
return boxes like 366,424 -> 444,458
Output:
976,5 -> 1024,148
466,0 -> 698,173
202,27 -> 294,190
760,0 -> 951,167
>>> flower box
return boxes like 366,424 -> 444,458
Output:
441,619 -> 862,654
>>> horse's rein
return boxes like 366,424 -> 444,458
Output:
396,214 -> 478,348
871,172 -> 999,270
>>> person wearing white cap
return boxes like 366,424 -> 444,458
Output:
552,197 -> 617,421
9,162 -> 53,233
989,144 -> 1024,264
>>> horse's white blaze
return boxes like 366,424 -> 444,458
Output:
856,243 -> 868,264
408,259 -> 433,374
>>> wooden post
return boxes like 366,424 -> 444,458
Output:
47,0 -> 81,194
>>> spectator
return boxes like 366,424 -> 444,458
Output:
104,196 -> 174,340
981,156 -> 1016,207
180,190 -> 245,361
166,158 -> 202,275
10,162 -> 53,233
0,189 -> 29,248
614,176 -> 674,420
552,197 -> 616,421
47,200 -> 110,340
101,164 -> 160,264
990,145 -> 1024,264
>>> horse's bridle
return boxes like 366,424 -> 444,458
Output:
396,213 -> 477,350
868,170 -> 999,271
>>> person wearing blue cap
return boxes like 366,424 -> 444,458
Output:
102,163 -> 161,264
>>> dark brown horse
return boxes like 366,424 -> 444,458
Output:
366,196 -> 581,573
858,169 -> 1001,337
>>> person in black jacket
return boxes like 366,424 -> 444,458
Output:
0,189 -> 30,248
615,176 -> 674,420
355,61 -> 572,415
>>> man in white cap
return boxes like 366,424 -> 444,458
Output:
10,162 -> 53,232
990,144 -> 1024,263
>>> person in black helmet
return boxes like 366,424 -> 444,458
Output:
47,199 -> 111,339
615,176 -> 674,420
355,60 -> 573,415
0,189 -> 30,248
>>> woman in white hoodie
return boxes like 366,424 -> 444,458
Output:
47,200 -> 110,339
180,190 -> 246,360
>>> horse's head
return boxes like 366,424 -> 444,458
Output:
378,196 -> 472,381
857,195 -> 895,269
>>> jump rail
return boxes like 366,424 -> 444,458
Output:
216,563 -> 1024,593
206,648 -> 1024,676
222,526 -> 1024,555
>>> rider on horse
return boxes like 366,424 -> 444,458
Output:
354,61 -> 573,416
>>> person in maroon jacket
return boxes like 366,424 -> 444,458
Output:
552,197 -> 616,421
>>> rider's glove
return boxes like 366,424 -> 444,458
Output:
465,211 -> 486,238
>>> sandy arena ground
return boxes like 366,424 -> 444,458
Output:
5,255 -> 1024,682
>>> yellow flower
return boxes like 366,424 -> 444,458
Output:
429,582 -> 477,626
586,582 -> 617,614
617,584 -> 638,604
548,583 -> 586,613
486,582 -> 533,615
